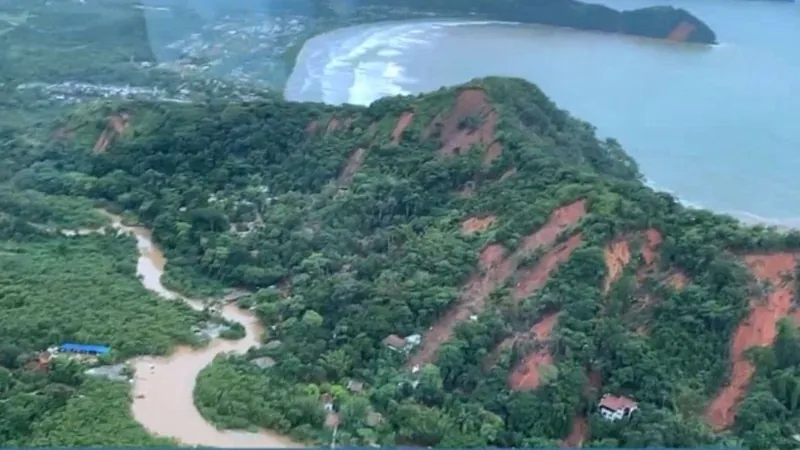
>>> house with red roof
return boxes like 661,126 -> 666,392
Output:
598,394 -> 638,421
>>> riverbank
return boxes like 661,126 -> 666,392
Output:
100,212 -> 303,448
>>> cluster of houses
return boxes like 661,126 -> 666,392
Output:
28,343 -> 112,372
319,379 -> 384,430
382,332 -> 639,423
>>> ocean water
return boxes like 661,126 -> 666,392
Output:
284,0 -> 800,226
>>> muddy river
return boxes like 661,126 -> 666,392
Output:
98,213 -> 302,448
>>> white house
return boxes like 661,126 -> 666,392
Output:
598,394 -> 638,421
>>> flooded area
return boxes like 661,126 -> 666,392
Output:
92,212 -> 302,448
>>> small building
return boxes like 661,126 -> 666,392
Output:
598,394 -> 638,421
383,334 -> 407,351
251,357 -> 276,369
320,393 -> 335,412
405,334 -> 421,347
265,340 -> 282,349
58,343 -> 111,356
347,379 -> 364,393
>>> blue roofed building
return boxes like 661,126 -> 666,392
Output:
58,343 -> 111,356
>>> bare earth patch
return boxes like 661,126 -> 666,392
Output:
461,215 -> 497,235
391,112 -> 414,144
325,118 -> 341,135
668,271 -> 689,289
562,416 -> 589,448
425,88 -> 498,158
705,252 -> 796,431
338,148 -> 367,186
508,312 -> 560,390
484,141 -> 502,166
513,234 -> 583,301
407,199 -> 586,369
667,21 -> 697,42
93,112 -> 131,153
603,239 -> 632,293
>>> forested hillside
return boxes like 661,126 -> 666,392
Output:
5,76 -> 797,448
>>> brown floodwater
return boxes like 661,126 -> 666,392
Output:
98,212 -> 302,448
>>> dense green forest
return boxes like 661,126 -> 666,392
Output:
1,73 -> 794,449
0,189 -> 201,445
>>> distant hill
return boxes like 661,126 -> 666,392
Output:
31,76 -> 800,448
354,0 -> 718,44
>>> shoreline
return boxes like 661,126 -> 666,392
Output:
280,16 -> 716,95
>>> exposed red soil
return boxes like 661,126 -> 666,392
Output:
561,416 -> 588,448
641,228 -> 663,267
306,120 -> 319,135
667,21 -> 696,42
508,312 -> 560,390
705,252 -> 797,431
518,200 -> 587,253
325,118 -> 341,135
513,234 -> 583,301
425,88 -> 498,158
93,113 -> 131,153
391,111 -> 414,144
484,141 -> 502,166
668,271 -> 689,289
407,199 -> 587,369
338,148 -> 367,186
500,168 -> 517,181
479,243 -> 507,270
461,215 -> 497,236
603,239 -> 632,293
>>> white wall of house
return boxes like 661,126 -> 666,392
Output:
599,406 -> 636,421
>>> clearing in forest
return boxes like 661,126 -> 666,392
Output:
705,252 -> 796,431
507,311 -> 560,390
391,111 -> 414,143
513,234 -> 583,301
93,113 -> 131,153
484,142 -> 502,166
603,239 -> 632,293
325,117 -> 341,135
406,199 -> 586,370
562,415 -> 589,448
425,88 -> 498,158
461,215 -> 497,235
338,148 -> 367,186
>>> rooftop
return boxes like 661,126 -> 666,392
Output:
383,334 -> 406,349
599,394 -> 638,411
58,343 -> 111,354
